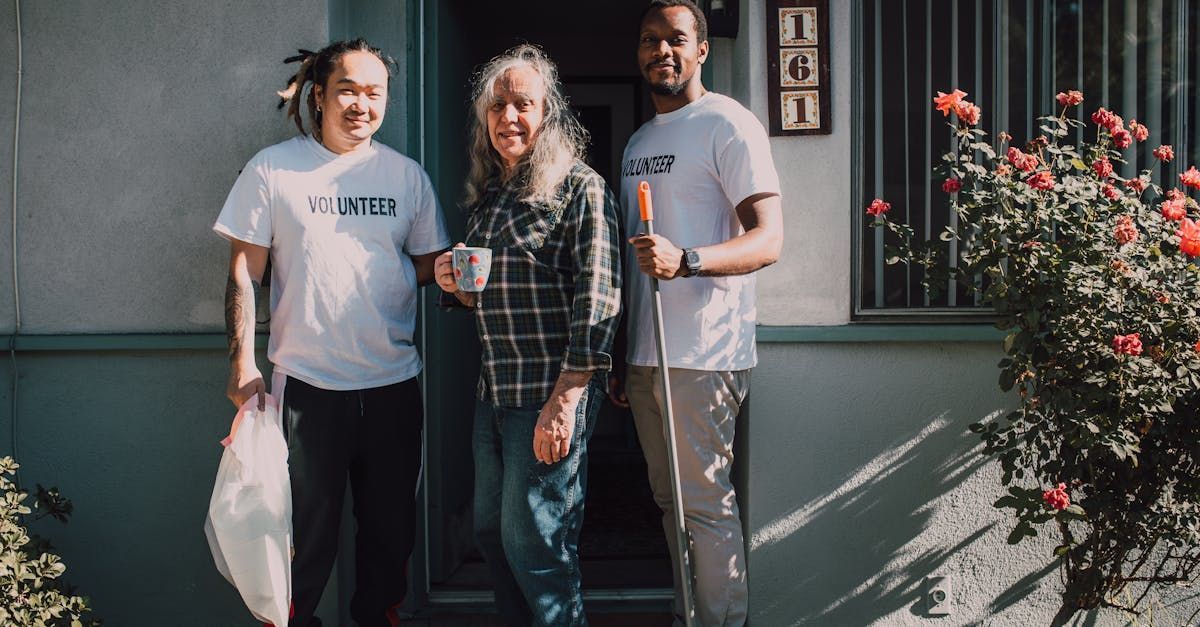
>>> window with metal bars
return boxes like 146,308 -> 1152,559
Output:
852,0 -> 1200,319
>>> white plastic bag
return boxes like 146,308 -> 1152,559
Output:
204,394 -> 292,627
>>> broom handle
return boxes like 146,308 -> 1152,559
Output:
638,181 -> 696,627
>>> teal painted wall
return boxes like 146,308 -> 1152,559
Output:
16,351 -> 269,625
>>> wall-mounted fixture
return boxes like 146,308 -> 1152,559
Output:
706,0 -> 739,38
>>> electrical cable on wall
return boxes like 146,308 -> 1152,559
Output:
10,0 -> 23,476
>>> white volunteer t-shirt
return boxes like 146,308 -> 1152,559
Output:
620,92 -> 780,371
213,135 -> 450,390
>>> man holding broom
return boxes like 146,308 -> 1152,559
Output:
616,1 -> 783,624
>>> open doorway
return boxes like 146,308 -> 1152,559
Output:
418,0 -> 673,607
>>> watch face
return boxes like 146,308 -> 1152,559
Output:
685,250 -> 702,275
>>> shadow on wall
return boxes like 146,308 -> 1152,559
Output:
750,411 -> 995,624
745,344 -> 1063,626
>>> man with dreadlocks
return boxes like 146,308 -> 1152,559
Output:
213,39 -> 449,627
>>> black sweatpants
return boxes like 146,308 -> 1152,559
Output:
280,375 -> 423,627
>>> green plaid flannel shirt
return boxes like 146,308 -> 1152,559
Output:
465,161 -> 622,407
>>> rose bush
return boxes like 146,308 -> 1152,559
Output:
869,88 -> 1200,624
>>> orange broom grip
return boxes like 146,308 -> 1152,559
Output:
638,181 -> 653,222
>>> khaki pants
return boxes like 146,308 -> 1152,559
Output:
627,365 -> 750,627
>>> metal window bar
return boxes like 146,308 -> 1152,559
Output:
855,0 -> 1194,317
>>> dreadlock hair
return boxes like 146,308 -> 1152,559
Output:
463,44 -> 590,209
276,38 -> 397,143
640,0 -> 709,43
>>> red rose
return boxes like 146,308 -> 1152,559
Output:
942,177 -> 962,193
1102,184 -> 1120,201
1027,171 -> 1055,191
1160,198 -> 1187,221
1129,120 -> 1149,142
1178,218 -> 1200,257
954,101 -> 981,126
933,90 -> 967,117
866,198 -> 891,217
1126,177 -> 1148,193
1153,145 -> 1174,162
1180,167 -> 1200,190
1194,340 -> 1200,353
1042,483 -> 1070,510
1114,215 -> 1138,245
1056,90 -> 1083,107
1112,129 -> 1133,149
1092,157 -> 1113,179
1154,291 -> 1170,304
1091,107 -> 1115,127
1112,332 -> 1143,356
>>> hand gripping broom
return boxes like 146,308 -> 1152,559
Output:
638,181 -> 696,627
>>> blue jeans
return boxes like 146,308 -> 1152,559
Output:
472,379 -> 603,627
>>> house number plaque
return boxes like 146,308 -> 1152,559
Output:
767,0 -> 831,135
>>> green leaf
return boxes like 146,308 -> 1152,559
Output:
993,496 -> 1020,509
1063,504 -> 1086,517
1003,332 -> 1018,354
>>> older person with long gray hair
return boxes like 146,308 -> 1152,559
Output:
434,44 -> 621,626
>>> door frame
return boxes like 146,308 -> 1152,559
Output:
409,0 -> 675,611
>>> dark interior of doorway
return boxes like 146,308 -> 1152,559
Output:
423,0 -> 672,593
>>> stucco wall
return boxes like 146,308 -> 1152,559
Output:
3,0 -> 325,334
0,1 -> 329,624
749,342 -> 1195,625
726,0 -> 853,326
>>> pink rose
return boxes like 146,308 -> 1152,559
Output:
866,198 -> 891,217
1129,120 -> 1149,142
1042,483 -> 1070,510
1112,332 -> 1143,356
954,101 -> 981,126
1102,184 -> 1120,201
1153,145 -> 1174,162
1007,147 -> 1038,173
1180,167 -> 1200,190
1092,157 -> 1113,179
1126,177 -> 1148,193
1026,171 -> 1055,191
1114,215 -> 1138,245
1091,107 -> 1115,127
1056,90 -> 1083,107
1160,198 -> 1187,221
942,177 -> 962,193
1178,218 -> 1200,258
1112,129 -> 1133,149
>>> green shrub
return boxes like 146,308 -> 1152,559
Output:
0,457 -> 96,626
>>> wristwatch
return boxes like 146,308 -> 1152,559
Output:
681,248 -> 702,277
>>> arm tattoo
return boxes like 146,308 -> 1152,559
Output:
224,277 -> 260,362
